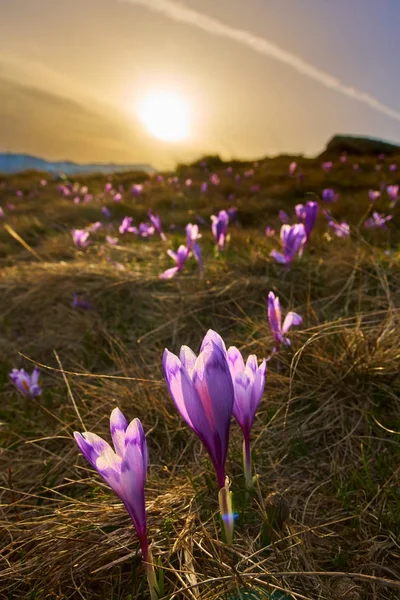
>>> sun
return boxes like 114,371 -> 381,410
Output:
138,91 -> 191,142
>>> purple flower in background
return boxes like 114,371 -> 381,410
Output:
186,224 -> 202,266
132,184 -> 143,197
289,161 -> 297,176
148,210 -> 166,241
156,174 -> 164,182
10,367 -> 42,398
135,223 -> 155,238
200,182 -> 208,193
163,330 -> 235,541
353,163 -> 359,171
113,193 -> 123,202
73,196 -> 80,205
340,152 -> 347,163
40,179 -> 47,186
84,194 -> 93,203
368,190 -> 381,203
210,173 -> 220,186
160,245 -> 189,279
102,206 -> 111,218
227,207 -> 238,223
87,222 -> 102,233
227,347 -> 266,488
379,153 -> 385,161
185,178 -> 192,187
267,291 -> 302,350
295,201 -> 318,241
211,210 -> 229,250
104,182 -> 113,193
387,185 -> 399,202
119,217 -> 135,234
322,188 -> 339,203
389,164 -> 397,172
74,410 -> 151,561
265,226 -> 275,237
244,169 -> 254,178
0,207 -> 4,218
235,174 -> 241,182
16,190 -> 23,197
322,161 -> 333,172
364,212 -> 392,230
226,166 -> 233,175
72,294 -> 93,310
279,210 -> 289,224
328,220 -> 350,238
250,184 -> 260,193
7,203 -> 15,210
80,186 -> 88,195
72,229 -> 90,247
270,223 -> 307,266
106,236 -> 118,245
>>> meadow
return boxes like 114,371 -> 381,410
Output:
0,150 -> 399,600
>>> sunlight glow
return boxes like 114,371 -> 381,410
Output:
138,91 -> 191,142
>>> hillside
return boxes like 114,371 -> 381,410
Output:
0,153 -> 399,600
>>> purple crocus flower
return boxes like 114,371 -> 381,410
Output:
265,226 -> 275,237
113,193 -> 123,202
270,224 -> 307,266
226,347 -> 266,487
0,207 -> 4,218
185,178 -> 192,187
353,163 -> 359,172
289,161 -> 297,176
186,224 -> 202,267
87,221 -> 102,233
322,161 -> 333,172
267,292 -> 302,350
72,294 -> 93,310
135,223 -> 155,238
102,206 -> 111,218
104,183 -> 113,193
368,190 -> 381,203
328,220 -> 350,238
226,166 -> 233,175
73,196 -> 80,205
295,201 -> 318,241
119,217 -> 135,234
210,174 -> 220,186
364,212 -> 393,230
40,179 -> 47,186
148,210 -> 166,241
340,152 -> 347,163
160,245 -> 189,279
211,210 -> 229,250
250,184 -> 260,193
389,164 -> 397,172
132,184 -> 143,197
10,367 -> 42,398
322,188 -> 339,203
227,207 -> 238,223
7,203 -> 15,210
106,235 -> 118,245
163,330 -> 235,541
200,182 -> 208,193
72,229 -> 90,247
279,210 -> 289,224
387,185 -> 399,202
244,169 -> 254,178
74,409 -> 158,598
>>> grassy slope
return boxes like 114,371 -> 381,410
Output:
0,154 -> 399,600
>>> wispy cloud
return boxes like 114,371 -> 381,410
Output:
122,0 -> 400,123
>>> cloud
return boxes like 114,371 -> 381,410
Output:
122,0 -> 400,123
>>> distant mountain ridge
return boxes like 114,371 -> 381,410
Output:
0,153 -> 156,175
320,134 -> 400,157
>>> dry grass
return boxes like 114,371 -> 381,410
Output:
0,156 -> 399,599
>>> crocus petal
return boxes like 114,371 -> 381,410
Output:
110,408 -> 129,457
200,329 -> 227,353
270,250 -> 287,264
282,311 -> 302,334
160,266 -> 179,280
226,346 -> 245,379
179,346 -> 197,377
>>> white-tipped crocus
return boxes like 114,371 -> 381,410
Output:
211,210 -> 229,250
72,229 -> 90,247
295,201 -> 318,242
186,223 -> 202,267
74,410 -> 158,599
270,224 -> 306,267
267,292 -> 302,351
163,330 -> 235,542
227,348 -> 266,488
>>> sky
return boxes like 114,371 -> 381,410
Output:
1,0 -> 400,168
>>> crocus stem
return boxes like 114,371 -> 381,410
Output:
218,482 -> 234,544
243,438 -> 252,489
145,547 -> 159,600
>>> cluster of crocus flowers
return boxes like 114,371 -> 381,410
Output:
295,201 -> 318,242
9,367 -> 42,398
270,224 -> 306,267
364,212 -> 393,230
72,229 -> 90,247
211,210 -> 229,250
267,292 -> 302,351
74,410 -> 159,600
